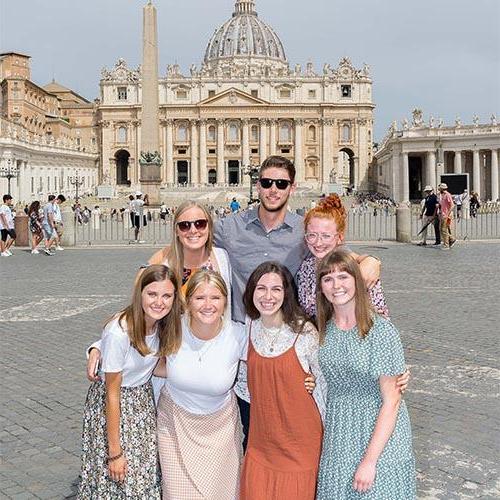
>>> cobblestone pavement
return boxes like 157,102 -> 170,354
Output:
1,242 -> 499,499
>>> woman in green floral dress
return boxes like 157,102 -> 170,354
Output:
316,249 -> 416,499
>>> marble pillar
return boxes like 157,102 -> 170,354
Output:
454,150 -> 462,174
217,119 -> 225,184
402,152 -> 409,202
242,119 -> 250,186
426,151 -> 436,189
321,119 -> 334,185
473,149 -> 481,196
199,120 -> 207,185
166,120 -> 174,184
259,119 -> 268,164
269,119 -> 277,156
491,149 -> 499,201
294,119 -> 304,183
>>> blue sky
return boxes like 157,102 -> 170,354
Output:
1,0 -> 499,139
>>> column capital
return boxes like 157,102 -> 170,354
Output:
321,118 -> 335,126
189,118 -> 199,126
241,118 -> 251,125
295,118 -> 304,126
216,118 -> 225,126
259,118 -> 269,125
198,118 -> 208,126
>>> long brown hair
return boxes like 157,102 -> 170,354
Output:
304,194 -> 347,237
167,201 -> 214,281
316,249 -> 373,342
243,261 -> 308,334
108,265 -> 183,357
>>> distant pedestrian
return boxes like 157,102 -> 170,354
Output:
470,192 -> 480,218
28,200 -> 44,254
454,193 -> 463,220
160,203 -> 167,224
0,194 -> 16,257
128,194 -> 135,228
418,186 -> 439,246
92,206 -> 101,230
229,197 -> 241,213
42,195 -> 57,256
438,183 -> 456,249
53,194 -> 66,251
131,192 -> 147,243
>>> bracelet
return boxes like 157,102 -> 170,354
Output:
107,450 -> 123,463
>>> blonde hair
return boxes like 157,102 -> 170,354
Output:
184,269 -> 228,310
108,265 -> 183,357
304,194 -> 347,237
167,201 -> 214,281
316,249 -> 373,342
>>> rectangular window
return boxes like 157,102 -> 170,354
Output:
341,85 -> 352,98
279,89 -> 291,99
117,87 -> 128,100
251,89 -> 258,97
308,89 -> 316,99
208,149 -> 216,154
208,90 -> 216,98
176,90 -> 188,99
281,148 -> 290,154
251,148 -> 259,154
178,149 -> 187,155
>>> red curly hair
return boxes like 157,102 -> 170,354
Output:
304,194 -> 347,236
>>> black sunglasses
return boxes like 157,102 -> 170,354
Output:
176,219 -> 209,232
259,178 -> 292,190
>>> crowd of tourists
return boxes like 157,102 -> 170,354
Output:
78,156 -> 416,499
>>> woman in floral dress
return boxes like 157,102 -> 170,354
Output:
297,194 -> 389,321
28,201 -> 43,254
77,265 -> 183,499
316,249 -> 416,499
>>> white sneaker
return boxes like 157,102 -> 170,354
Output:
1,251 -> 9,257
44,248 -> 54,256
56,245 -> 64,251
5,249 -> 12,256
138,240 -> 146,244
31,249 -> 40,254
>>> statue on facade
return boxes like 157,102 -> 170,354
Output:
472,114 -> 480,127
294,64 -> 301,76
429,116 -> 435,128
323,63 -> 331,76
389,120 -> 398,133
140,151 -> 162,165
402,118 -> 409,130
455,116 -> 462,128
329,169 -> 338,183
362,63 -> 371,77
190,64 -> 198,77
437,117 -> 444,128
306,61 -> 315,76
412,108 -> 424,127
491,114 -> 498,126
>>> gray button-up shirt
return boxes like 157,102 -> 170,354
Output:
214,206 -> 308,323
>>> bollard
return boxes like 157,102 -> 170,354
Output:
61,209 -> 76,247
13,213 -> 29,247
396,205 -> 411,243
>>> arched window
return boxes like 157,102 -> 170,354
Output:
342,124 -> 351,142
228,123 -> 239,142
279,122 -> 292,143
208,125 -> 216,143
308,125 -> 316,142
117,126 -> 127,143
177,123 -> 188,142
251,125 -> 259,143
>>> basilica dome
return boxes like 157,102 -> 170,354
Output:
203,0 -> 287,68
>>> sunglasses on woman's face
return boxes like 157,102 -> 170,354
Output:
259,178 -> 292,190
176,219 -> 209,232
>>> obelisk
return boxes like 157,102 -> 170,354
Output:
139,0 -> 162,204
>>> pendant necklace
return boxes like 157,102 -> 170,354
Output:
261,323 -> 283,353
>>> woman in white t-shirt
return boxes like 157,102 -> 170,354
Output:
154,269 -> 247,500
77,265 -> 183,499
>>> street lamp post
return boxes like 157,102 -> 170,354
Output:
0,159 -> 19,196
241,164 -> 260,203
68,170 -> 85,202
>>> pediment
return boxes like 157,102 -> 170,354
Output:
199,88 -> 268,107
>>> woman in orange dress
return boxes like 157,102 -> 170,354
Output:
239,261 -> 325,500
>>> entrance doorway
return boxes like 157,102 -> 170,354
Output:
177,161 -> 188,185
208,169 -> 217,185
339,148 -> 355,188
115,150 -> 130,185
228,160 -> 240,185
409,156 -> 423,201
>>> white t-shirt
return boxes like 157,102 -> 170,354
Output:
0,204 -> 14,230
161,316 -> 247,414
53,203 -> 62,223
101,317 -> 159,387
130,198 -> 145,216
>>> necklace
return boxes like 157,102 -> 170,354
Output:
188,318 -> 222,362
261,323 -> 284,353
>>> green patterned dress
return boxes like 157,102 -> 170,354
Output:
317,316 -> 416,499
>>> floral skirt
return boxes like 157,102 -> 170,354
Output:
77,381 -> 161,499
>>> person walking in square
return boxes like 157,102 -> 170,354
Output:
316,249 -> 416,499
438,183 -> 456,249
53,194 -> 66,251
28,200 -> 44,254
0,194 -> 16,257
42,195 -> 58,255
419,186 -> 439,246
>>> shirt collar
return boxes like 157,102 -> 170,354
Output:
243,204 -> 300,230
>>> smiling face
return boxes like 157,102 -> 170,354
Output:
142,279 -> 176,329
320,268 -> 356,308
257,167 -> 296,213
175,206 -> 209,252
253,272 -> 285,319
305,216 -> 343,259
187,282 -> 226,327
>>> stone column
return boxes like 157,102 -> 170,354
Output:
402,152 -> 409,202
199,119 -> 207,185
217,119 -> 225,184
269,119 -> 277,156
242,119 -> 250,186
491,149 -> 499,201
322,118 -> 334,185
259,119 -> 268,164
473,149 -> 481,196
391,151 -> 400,201
426,151 -> 436,189
436,151 -> 444,186
190,120 -> 199,185
294,119 -> 304,183
454,150 -> 462,173
165,119 -> 174,184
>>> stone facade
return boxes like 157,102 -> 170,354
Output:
0,53 -> 99,202
97,0 -> 374,193
373,110 -> 500,202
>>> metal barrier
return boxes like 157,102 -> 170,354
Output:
345,212 -> 396,241
411,213 -> 500,240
